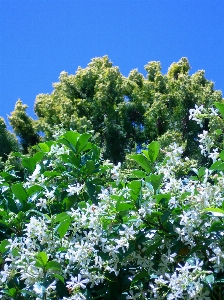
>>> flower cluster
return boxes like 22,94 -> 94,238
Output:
0,107 -> 224,299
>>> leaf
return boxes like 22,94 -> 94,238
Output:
0,239 -> 10,253
214,102 -> 224,118
86,160 -> 95,174
146,174 -> 164,192
46,261 -> 61,271
27,185 -> 42,197
219,150 -> 224,161
209,221 -> 224,233
78,201 -> 87,209
57,218 -> 71,238
148,141 -> 160,163
198,167 -> 206,178
54,212 -> 70,224
131,170 -> 146,178
204,207 -> 224,217
116,202 -> 134,212
11,183 -> 27,203
156,193 -> 171,204
43,171 -> 60,177
34,141 -> 53,153
76,133 -> 91,153
60,131 -> 80,150
2,288 -> 17,297
210,161 -> 224,171
204,274 -> 214,287
20,290 -> 39,297
130,154 -> 152,173
132,270 -> 148,283
144,239 -> 162,256
33,152 -> 44,164
22,157 -> 36,172
128,180 -> 142,201
53,274 -> 65,283
86,181 -> 97,203
36,252 -> 48,266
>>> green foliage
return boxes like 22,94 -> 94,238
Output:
8,56 -> 223,166
8,99 -> 40,153
0,122 -> 224,299
0,117 -> 19,164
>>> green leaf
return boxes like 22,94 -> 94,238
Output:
132,270 -> 148,283
78,201 -> 87,209
86,160 -> 95,174
156,193 -> 171,204
209,221 -> 224,233
57,218 -> 71,238
215,129 -> 223,135
116,202 -> 134,212
128,180 -> 142,201
46,260 -> 61,271
43,171 -> 60,177
22,157 -> 36,172
33,152 -> 44,164
148,141 -> 160,163
214,102 -> 224,118
0,239 -> 10,253
7,197 -> 18,213
36,252 -> 48,266
144,239 -> 162,256
210,161 -> 224,171
219,150 -> 224,161
62,131 -> 80,147
131,170 -> 146,178
11,183 -> 27,202
54,212 -> 70,223
34,141 -> 53,153
2,288 -> 17,297
130,154 -> 152,173
146,174 -> 164,192
76,133 -> 91,153
86,181 -> 97,203
198,167 -> 206,178
204,274 -> 214,287
53,274 -> 65,283
27,185 -> 42,197
204,207 -> 224,217
20,290 -> 39,297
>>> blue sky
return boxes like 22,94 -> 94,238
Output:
1,0 -> 224,126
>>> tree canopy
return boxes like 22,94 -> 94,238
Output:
7,56 -> 223,165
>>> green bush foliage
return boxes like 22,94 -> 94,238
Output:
0,103 -> 224,299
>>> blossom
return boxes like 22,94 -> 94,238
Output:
66,274 -> 89,290
67,183 -> 84,196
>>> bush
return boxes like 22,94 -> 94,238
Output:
0,104 -> 224,299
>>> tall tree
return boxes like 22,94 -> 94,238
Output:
0,117 -> 19,165
9,56 -> 224,164
8,99 -> 40,153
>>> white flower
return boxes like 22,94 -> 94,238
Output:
189,104 -> 205,127
208,148 -> 219,162
119,224 -> 135,240
36,197 -> 47,211
66,274 -> 89,290
67,183 -> 84,196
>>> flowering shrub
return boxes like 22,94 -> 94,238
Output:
0,104 -> 224,299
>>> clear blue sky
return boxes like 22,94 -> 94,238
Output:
1,0 -> 224,125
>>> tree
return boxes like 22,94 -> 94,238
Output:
0,117 -> 19,165
9,57 -> 224,166
8,99 -> 40,153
